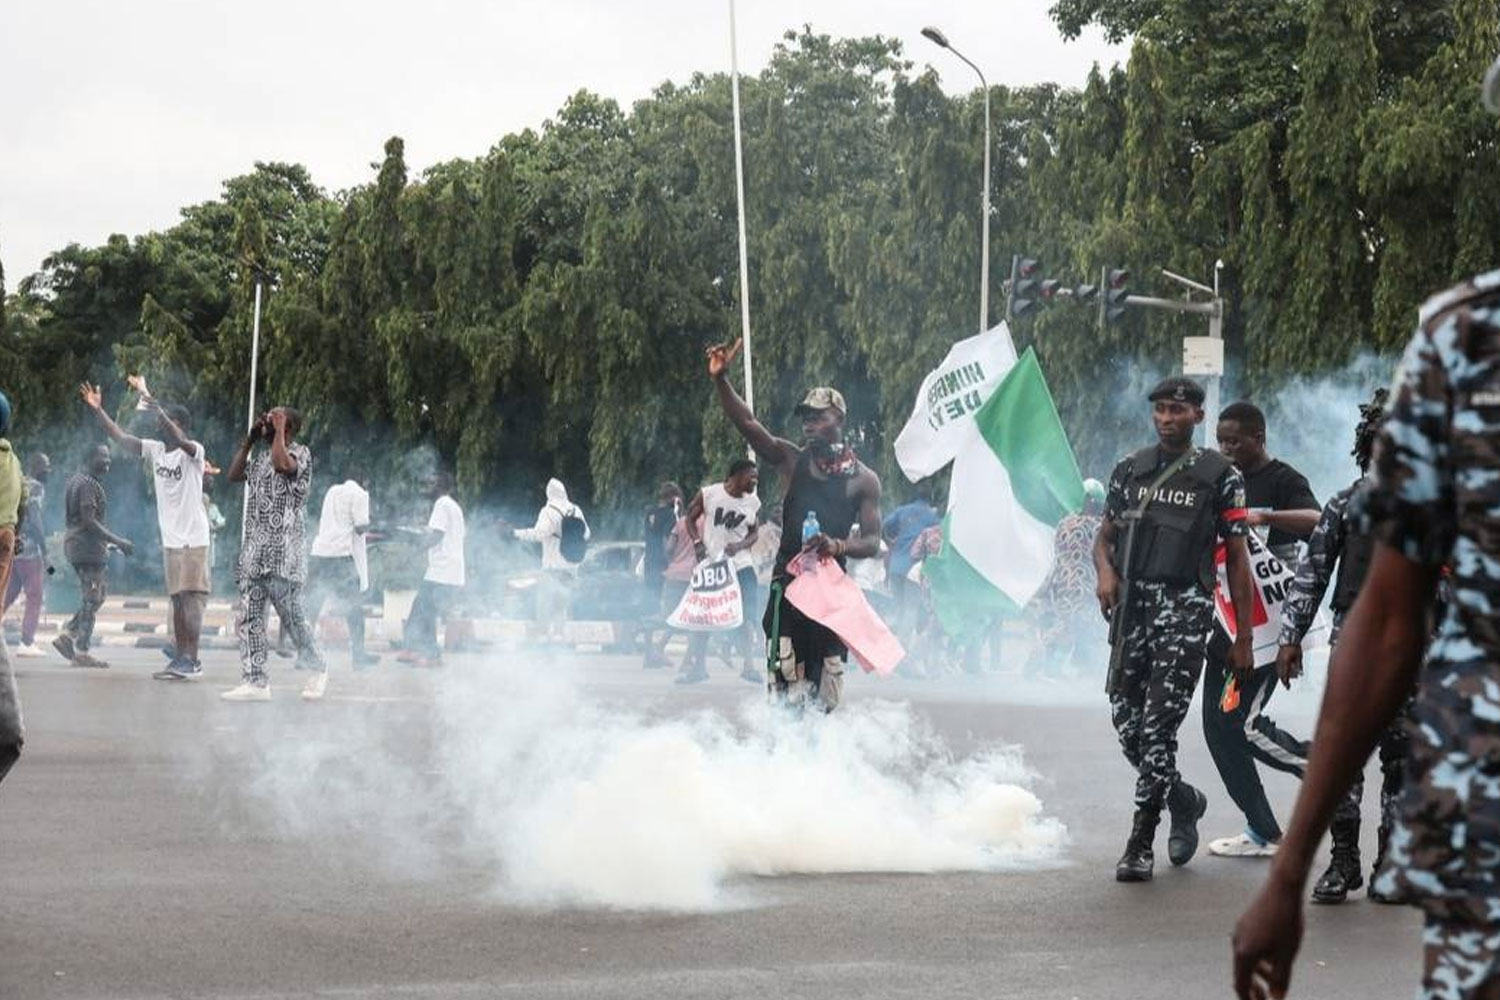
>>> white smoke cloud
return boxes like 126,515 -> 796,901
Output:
210,660 -> 1067,911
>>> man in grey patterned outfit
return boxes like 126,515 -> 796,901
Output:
1094,377 -> 1256,882
223,406 -> 325,702
1236,268 -> 1500,997
1273,389 -> 1409,905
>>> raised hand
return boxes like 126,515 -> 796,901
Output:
126,374 -> 152,399
269,409 -> 288,434
79,382 -> 103,410
705,339 -> 742,380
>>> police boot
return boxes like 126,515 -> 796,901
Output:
1311,818 -> 1363,905
1166,781 -> 1208,867
1368,820 -> 1397,904
1115,809 -> 1159,883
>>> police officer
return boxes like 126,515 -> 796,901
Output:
1234,62 -> 1500,995
1273,390 -> 1405,904
1094,377 -> 1256,882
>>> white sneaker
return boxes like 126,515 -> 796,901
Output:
221,682 -> 271,702
301,672 -> 328,701
14,642 -> 44,658
1208,833 -> 1278,858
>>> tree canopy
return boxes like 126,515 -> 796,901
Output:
4,11 -> 1498,528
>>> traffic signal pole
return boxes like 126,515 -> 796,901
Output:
1111,268 -> 1226,447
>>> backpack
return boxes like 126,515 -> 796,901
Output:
555,505 -> 588,564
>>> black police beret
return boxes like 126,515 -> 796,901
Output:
1147,377 -> 1206,406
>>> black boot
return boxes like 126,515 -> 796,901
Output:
1311,819 -> 1363,904
1166,781 -> 1208,867
1116,808 -> 1159,883
1368,820 -> 1397,903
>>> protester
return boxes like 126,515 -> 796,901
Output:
80,384 -> 212,680
306,467 -> 377,669
1024,477 -> 1106,679
881,483 -> 940,648
643,482 -> 682,608
1093,376 -> 1254,882
511,478 -> 589,641
679,458 -> 763,684
646,515 -> 701,674
399,472 -> 465,668
222,407 -> 324,701
0,389 -> 24,785
4,452 -> 49,657
1202,401 -> 1321,858
1272,390 -> 1402,905
1233,268 -> 1500,1000
705,339 -> 883,713
53,442 -> 131,668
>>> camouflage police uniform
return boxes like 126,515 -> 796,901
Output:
1105,438 -> 1248,818
1359,270 -> 1500,999
1280,480 -> 1413,900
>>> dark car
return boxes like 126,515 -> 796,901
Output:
502,541 -> 654,623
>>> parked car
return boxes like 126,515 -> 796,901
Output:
501,541 -> 654,623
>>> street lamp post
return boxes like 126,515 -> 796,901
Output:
922,26 -> 991,334
729,0 -> 755,424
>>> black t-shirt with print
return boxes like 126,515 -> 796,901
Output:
1242,458 -> 1319,552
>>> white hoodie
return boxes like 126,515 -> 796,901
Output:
514,478 -> 590,571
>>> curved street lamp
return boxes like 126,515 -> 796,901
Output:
922,25 -> 992,333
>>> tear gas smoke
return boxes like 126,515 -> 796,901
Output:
211,661 -> 1066,911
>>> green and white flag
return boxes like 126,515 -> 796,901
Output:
922,348 -> 1085,636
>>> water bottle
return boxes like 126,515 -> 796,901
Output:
801,510 -> 821,547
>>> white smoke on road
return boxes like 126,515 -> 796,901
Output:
214,660 -> 1066,911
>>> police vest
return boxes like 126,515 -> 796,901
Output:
1117,445 -> 1230,593
1331,519 -> 1375,614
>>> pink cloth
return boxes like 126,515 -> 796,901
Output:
785,555 -> 905,676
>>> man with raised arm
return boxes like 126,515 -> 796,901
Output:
705,338 -> 882,712
81,382 -> 211,680
222,407 -> 325,702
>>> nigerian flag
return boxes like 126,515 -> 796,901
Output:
922,348 -> 1084,637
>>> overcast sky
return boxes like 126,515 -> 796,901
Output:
1,1 -> 1122,284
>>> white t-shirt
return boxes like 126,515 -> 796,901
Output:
310,481 -> 370,558
701,482 -> 761,571
141,439 -> 209,548
425,494 -> 466,586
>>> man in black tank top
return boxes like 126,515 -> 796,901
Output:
706,339 -> 883,712
1093,377 -> 1257,883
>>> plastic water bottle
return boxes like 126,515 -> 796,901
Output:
801,510 -> 821,547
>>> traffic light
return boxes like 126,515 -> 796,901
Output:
1008,256 -> 1042,320
1101,268 -> 1130,328
1073,283 -> 1098,305
1040,279 -> 1063,304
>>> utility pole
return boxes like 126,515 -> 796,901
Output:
1104,266 -> 1226,447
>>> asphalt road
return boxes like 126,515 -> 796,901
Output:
1,646 -> 1422,1000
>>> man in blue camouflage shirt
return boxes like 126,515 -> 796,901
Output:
1273,390 -> 1413,906
1236,260 -> 1500,994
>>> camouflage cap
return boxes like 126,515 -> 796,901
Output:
1147,376 -> 1206,407
794,386 -> 847,417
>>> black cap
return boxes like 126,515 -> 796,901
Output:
1147,377 -> 1206,406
